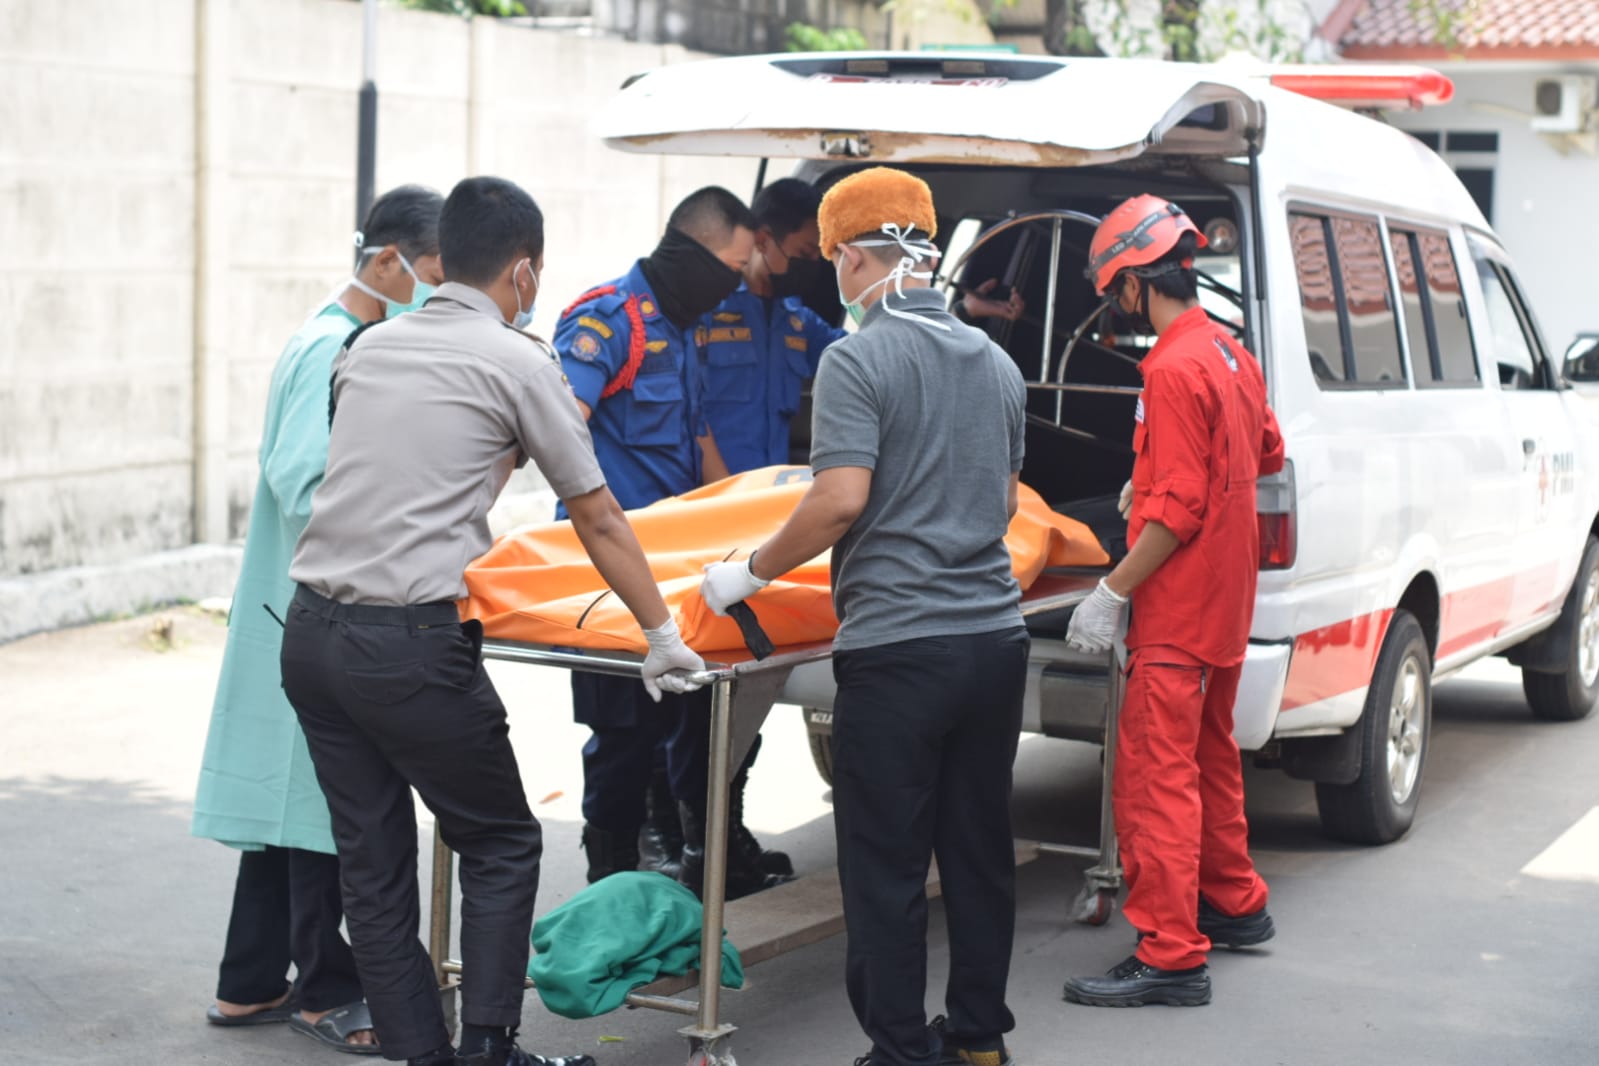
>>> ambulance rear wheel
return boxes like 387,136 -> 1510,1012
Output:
1315,611 -> 1431,845
1522,536 -> 1599,722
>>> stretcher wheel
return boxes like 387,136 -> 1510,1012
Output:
688,1048 -> 738,1066
805,719 -> 834,787
1069,884 -> 1116,926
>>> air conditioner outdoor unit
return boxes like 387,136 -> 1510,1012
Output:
1532,75 -> 1596,133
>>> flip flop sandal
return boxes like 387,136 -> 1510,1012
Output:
206,989 -> 298,1027
288,1001 -> 382,1056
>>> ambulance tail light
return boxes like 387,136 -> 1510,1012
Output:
1257,461 -> 1297,571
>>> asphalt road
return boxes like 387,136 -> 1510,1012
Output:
2,607 -> 1597,1064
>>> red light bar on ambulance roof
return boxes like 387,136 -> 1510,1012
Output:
1267,64 -> 1455,111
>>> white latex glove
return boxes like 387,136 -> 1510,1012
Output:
1117,480 -> 1134,521
700,556 -> 771,617
641,617 -> 705,702
1066,578 -> 1129,654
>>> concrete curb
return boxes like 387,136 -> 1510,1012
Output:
0,544 -> 244,645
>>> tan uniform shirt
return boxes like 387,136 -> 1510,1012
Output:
290,282 -> 605,605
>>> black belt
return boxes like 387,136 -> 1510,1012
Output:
293,584 -> 460,628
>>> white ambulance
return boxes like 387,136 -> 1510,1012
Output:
595,54 -> 1599,845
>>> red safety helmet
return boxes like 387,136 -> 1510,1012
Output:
1085,195 -> 1208,295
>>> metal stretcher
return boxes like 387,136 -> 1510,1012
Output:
428,569 -> 1123,1066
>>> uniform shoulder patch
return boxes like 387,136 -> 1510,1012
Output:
576,315 -> 614,339
1211,335 -> 1240,372
789,314 -> 805,332
571,331 -> 604,361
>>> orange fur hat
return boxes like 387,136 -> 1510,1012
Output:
817,167 -> 938,259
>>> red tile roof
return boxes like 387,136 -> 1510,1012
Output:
1328,0 -> 1599,60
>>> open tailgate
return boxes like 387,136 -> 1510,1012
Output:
593,52 -> 1266,167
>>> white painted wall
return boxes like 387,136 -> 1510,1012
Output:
0,0 -> 756,576
1384,65 -> 1599,360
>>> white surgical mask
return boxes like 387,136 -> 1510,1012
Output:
833,223 -> 948,332
511,258 -> 539,330
344,235 -> 434,318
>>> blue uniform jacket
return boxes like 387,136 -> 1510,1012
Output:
701,284 -> 846,473
555,260 -> 707,511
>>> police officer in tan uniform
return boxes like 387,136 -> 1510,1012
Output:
281,176 -> 704,1066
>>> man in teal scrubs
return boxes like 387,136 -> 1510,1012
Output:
191,185 -> 445,1053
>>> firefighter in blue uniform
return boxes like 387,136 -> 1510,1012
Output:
701,179 -> 849,471
703,177 -> 1027,471
555,186 -> 789,899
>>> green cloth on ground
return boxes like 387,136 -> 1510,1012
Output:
529,871 -> 744,1019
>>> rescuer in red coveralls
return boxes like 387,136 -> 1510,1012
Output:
1061,195 -> 1285,1008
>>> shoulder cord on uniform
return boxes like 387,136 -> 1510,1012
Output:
564,285 -> 649,401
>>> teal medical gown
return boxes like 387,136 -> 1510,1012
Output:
191,302 -> 361,853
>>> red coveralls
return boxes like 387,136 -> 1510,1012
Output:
1119,306 -> 1285,971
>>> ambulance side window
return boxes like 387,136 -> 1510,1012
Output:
1472,252 -> 1549,391
1288,213 -> 1345,385
1289,209 -> 1407,389
1418,231 -> 1479,384
1389,226 -> 1481,388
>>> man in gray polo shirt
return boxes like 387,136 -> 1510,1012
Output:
700,168 -> 1029,1066
282,176 -> 704,1066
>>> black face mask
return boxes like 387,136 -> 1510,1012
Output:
1106,280 -> 1154,336
640,228 -> 744,328
769,255 -> 827,299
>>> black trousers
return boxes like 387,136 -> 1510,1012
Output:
831,627 -> 1029,1066
572,674 -> 710,830
215,845 -> 363,1012
282,586 -> 541,1061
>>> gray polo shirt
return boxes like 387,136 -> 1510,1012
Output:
290,282 -> 605,606
810,287 -> 1026,652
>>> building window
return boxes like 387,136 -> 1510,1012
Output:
1404,129 -> 1498,224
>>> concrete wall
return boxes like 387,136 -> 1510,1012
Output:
0,0 -> 756,577
2,0 -> 200,576
1384,65 -> 1599,360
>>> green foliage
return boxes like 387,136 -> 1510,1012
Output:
1203,0 -> 1305,62
785,22 -> 871,51
1082,0 -> 1307,63
1407,0 -> 1481,53
393,0 -> 529,17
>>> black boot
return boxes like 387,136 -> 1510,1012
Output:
455,1031 -> 595,1066
1062,955 -> 1211,1007
730,763 -> 794,879
677,800 -> 790,901
1197,895 -> 1275,948
579,823 -> 639,884
638,766 -> 685,880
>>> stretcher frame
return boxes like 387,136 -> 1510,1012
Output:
429,572 -> 1122,1065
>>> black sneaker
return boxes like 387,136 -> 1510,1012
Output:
1062,955 -> 1211,1008
1198,896 -> 1275,949
455,1041 -> 595,1066
930,1015 -> 1016,1066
